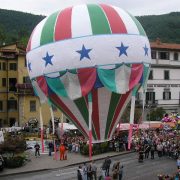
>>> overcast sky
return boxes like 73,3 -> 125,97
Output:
0,0 -> 179,16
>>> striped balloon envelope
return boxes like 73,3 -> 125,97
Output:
26,4 -> 151,143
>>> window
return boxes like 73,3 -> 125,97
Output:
2,78 -> 6,87
9,78 -> 17,91
23,76 -> 31,83
30,101 -> 36,112
174,52 -> 178,61
163,91 -> 171,100
25,58 -> 27,67
158,51 -> 169,60
9,63 -> 17,70
8,100 -> 17,111
148,70 -> 153,80
2,62 -> 6,70
146,92 -> 155,104
164,70 -> 169,80
151,50 -> 156,59
0,119 -> 2,127
0,101 -> 3,111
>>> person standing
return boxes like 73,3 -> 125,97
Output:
34,142 -> 40,157
59,143 -> 65,160
144,144 -> 150,159
77,165 -> 83,180
112,162 -> 120,180
150,144 -> 155,159
118,165 -> 124,180
177,156 -> 180,169
48,141 -> 53,156
105,156 -> 112,177
82,163 -> 88,180
91,161 -> 97,180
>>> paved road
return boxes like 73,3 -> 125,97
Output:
1,152 -> 177,180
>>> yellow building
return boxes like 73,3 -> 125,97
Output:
0,43 -> 62,128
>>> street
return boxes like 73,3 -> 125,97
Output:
1,152 -> 177,180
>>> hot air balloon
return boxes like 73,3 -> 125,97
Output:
26,4 -> 151,157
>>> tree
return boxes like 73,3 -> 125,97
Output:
148,107 -> 165,121
0,25 -> 6,45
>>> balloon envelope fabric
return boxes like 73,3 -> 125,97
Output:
27,4 -> 151,143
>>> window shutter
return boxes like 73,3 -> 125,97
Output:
163,92 -> 165,100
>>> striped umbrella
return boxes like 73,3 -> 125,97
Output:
27,4 -> 151,143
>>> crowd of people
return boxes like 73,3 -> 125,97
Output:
132,128 -> 180,179
132,129 -> 179,162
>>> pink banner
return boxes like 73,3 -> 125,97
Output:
41,129 -> 44,153
89,130 -> 92,160
128,124 -> 133,150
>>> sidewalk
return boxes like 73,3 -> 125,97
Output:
0,150 -> 132,177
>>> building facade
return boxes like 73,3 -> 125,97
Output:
142,39 -> 180,119
0,43 -> 62,128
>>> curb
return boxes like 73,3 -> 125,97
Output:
0,151 -> 133,177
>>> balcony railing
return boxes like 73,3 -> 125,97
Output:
16,83 -> 33,89
15,83 -> 34,95
136,99 -> 158,107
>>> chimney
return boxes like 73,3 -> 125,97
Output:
156,38 -> 161,45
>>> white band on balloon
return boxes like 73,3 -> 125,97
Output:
27,34 -> 151,79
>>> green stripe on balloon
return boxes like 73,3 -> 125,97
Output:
98,68 -> 116,92
87,4 -> 111,34
74,97 -> 89,126
105,93 -> 121,139
128,13 -> 146,36
40,11 -> 59,45
46,77 -> 68,97
49,98 -> 87,138
74,97 -> 97,140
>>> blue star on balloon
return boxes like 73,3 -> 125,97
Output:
76,45 -> 92,61
28,61 -> 32,71
143,44 -> 149,56
42,52 -> 54,67
116,42 -> 129,56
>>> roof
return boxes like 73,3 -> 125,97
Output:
150,38 -> 180,50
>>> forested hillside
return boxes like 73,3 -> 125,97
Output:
0,9 -> 180,46
137,12 -> 180,43
0,9 -> 45,45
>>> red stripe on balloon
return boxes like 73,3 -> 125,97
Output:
100,4 -> 127,33
26,27 -> 36,52
108,91 -> 131,138
50,94 -> 88,137
78,68 -> 96,97
92,89 -> 101,140
36,76 -> 48,96
54,7 -> 72,40
129,64 -> 143,90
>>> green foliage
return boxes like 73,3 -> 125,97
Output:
80,142 -> 109,156
0,134 -> 26,154
121,107 -> 142,124
4,155 -> 26,168
137,12 -> 180,43
148,107 -> 165,121
0,9 -> 45,45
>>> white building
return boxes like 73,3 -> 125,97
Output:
144,39 -> 180,116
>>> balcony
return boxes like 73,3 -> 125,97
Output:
15,83 -> 34,95
136,99 -> 158,107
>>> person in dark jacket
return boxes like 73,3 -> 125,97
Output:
34,142 -> 40,157
48,141 -> 53,156
104,156 -> 112,176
